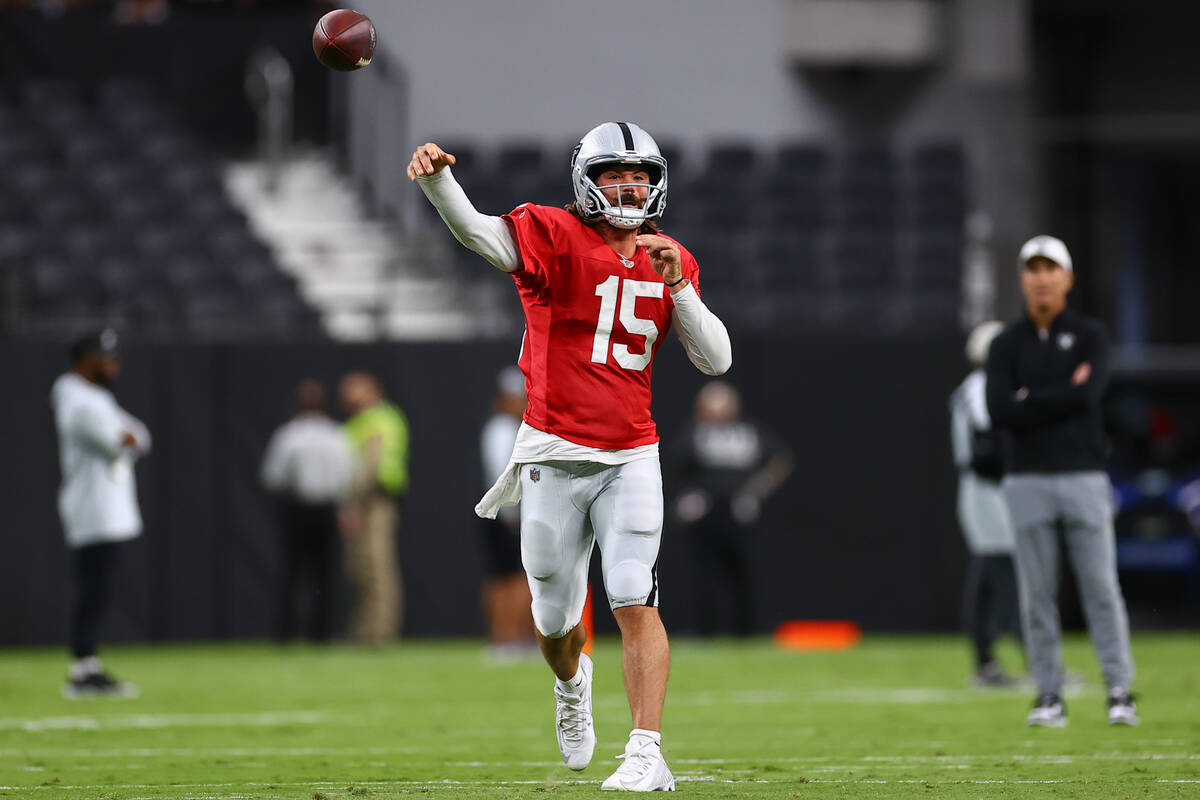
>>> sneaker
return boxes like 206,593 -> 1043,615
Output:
554,653 -> 595,770
1026,693 -> 1067,727
971,661 -> 1019,688
601,734 -> 676,792
62,671 -> 139,699
1107,688 -> 1139,726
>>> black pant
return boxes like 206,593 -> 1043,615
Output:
691,503 -> 754,637
277,500 -> 340,642
963,553 -> 1023,667
71,541 -> 122,660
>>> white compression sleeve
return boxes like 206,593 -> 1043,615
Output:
416,167 -> 520,273
671,283 -> 733,376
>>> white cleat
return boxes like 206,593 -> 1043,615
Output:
601,737 -> 676,792
554,653 -> 595,770
1107,689 -> 1139,726
1026,694 -> 1068,727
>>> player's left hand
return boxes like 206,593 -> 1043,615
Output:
636,234 -> 683,287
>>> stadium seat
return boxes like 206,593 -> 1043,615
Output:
110,192 -> 175,227
62,126 -> 128,165
763,177 -> 824,234
37,196 -> 106,233
913,143 -> 966,180
496,143 -> 544,173
0,126 -> 57,166
27,254 -> 102,310
136,226 -> 205,263
843,145 -> 894,180
0,227 -> 36,265
62,225 -> 127,262
96,255 -> 144,303
97,77 -> 160,115
706,141 -> 759,173
685,233 -> 743,293
163,163 -> 225,197
910,234 -> 964,291
10,164 -> 64,196
142,132 -> 203,165
748,233 -> 821,292
776,143 -> 830,177
831,235 -> 897,293
86,162 -> 160,199
21,77 -> 86,112
0,192 -> 36,227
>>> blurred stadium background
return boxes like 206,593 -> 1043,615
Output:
2,0 -> 1199,649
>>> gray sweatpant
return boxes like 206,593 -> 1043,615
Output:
1003,472 -> 1135,695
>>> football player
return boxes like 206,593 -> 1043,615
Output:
410,122 -> 732,791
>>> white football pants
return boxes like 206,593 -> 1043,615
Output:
519,457 -> 663,638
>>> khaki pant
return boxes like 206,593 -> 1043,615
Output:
345,494 -> 402,643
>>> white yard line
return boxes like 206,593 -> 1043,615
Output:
0,711 -> 327,732
3,749 -> 1197,764
595,685 -> 1101,709
6,777 -> 1200,792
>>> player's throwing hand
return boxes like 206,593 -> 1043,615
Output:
406,142 -> 457,180
636,234 -> 683,286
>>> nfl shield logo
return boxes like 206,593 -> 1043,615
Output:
529,467 -> 541,483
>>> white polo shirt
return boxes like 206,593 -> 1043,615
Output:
51,373 -> 151,548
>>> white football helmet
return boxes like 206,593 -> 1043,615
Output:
571,122 -> 667,229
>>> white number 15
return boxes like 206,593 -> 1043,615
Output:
590,276 -> 663,372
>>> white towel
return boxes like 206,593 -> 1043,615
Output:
475,459 -> 523,519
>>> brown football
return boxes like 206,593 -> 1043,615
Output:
313,9 -> 377,72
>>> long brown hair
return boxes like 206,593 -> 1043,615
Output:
564,202 -> 662,235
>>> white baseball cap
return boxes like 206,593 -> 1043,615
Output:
1019,235 -> 1073,272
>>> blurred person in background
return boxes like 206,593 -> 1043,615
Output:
339,371 -> 409,645
51,329 -> 150,698
672,380 -> 792,637
410,122 -> 731,790
260,378 -> 355,643
987,235 -> 1138,727
950,321 -> 1024,687
479,366 -> 535,662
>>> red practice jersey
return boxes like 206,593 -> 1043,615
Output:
503,204 -> 701,449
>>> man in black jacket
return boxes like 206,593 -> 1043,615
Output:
986,235 -> 1137,727
672,381 -> 792,636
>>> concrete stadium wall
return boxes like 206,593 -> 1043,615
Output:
351,0 -> 833,151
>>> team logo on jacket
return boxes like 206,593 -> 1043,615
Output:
529,467 -> 540,483
1057,332 -> 1076,351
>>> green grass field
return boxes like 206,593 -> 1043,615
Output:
1,634 -> 1197,799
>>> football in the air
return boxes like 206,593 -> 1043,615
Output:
313,9 -> 377,72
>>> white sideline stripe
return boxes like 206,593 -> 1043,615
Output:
0,710 -> 327,732
674,753 -> 1200,765
7,778 -> 1199,792
597,685 -> 1098,709
0,746 -> 433,758
4,749 -> 1198,764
